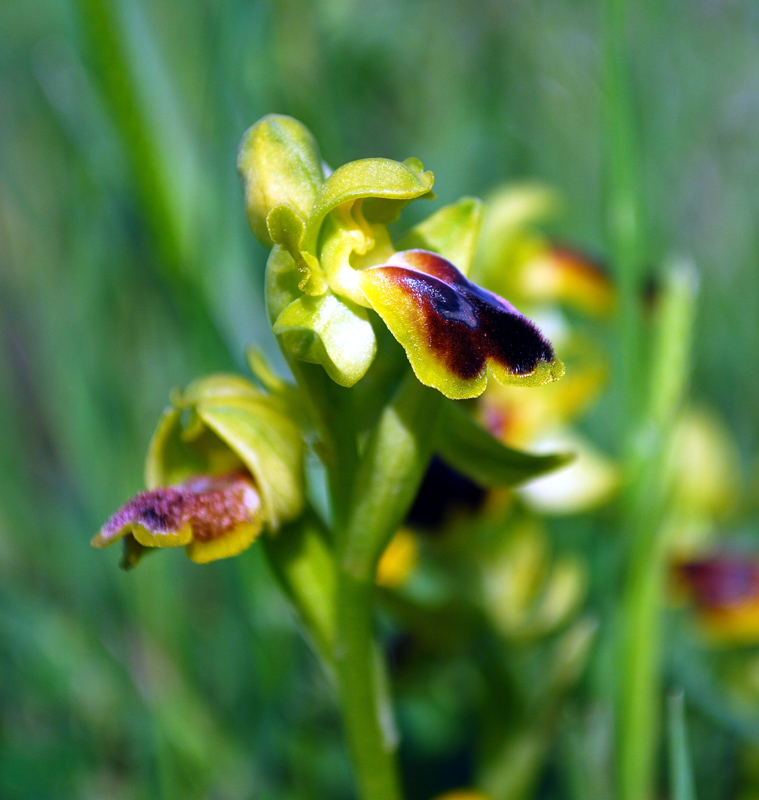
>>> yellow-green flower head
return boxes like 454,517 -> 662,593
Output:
238,115 -> 563,398
482,519 -> 586,638
92,374 -> 305,568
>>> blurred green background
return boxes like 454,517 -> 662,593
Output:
2,0 -> 759,798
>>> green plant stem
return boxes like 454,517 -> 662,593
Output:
335,571 -> 402,800
332,373 -> 442,800
616,267 -> 697,800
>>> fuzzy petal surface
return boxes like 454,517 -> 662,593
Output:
92,473 -> 264,565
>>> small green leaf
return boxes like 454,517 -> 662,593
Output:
273,291 -> 377,387
398,197 -> 484,276
436,400 -> 572,487
262,510 -> 336,664
303,157 -> 434,252
245,347 -> 288,394
237,114 -> 324,247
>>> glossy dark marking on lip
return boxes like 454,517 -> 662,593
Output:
379,252 -> 555,380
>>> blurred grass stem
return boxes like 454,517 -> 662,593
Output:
602,0 -> 645,432
668,692 -> 697,800
76,0 -> 230,366
617,267 -> 697,800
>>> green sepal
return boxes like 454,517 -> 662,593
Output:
267,204 -> 327,295
303,157 -> 434,252
436,400 -> 573,487
146,406 -> 242,489
273,292 -> 377,387
145,374 -> 305,529
398,196 -> 484,276
237,114 -> 324,247
262,510 -> 336,665
197,398 -> 304,529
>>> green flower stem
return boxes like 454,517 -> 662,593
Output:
617,266 -> 697,800
333,373 -> 442,800
279,355 -> 360,523
334,572 -> 402,800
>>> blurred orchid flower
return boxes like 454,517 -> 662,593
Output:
376,527 -> 419,589
472,183 -> 615,318
674,556 -> 759,643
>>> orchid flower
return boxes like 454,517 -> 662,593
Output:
238,115 -> 564,398
93,373 -> 305,567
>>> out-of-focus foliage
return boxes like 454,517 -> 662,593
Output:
3,1 -> 759,799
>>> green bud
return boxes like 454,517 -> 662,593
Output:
237,114 -> 324,247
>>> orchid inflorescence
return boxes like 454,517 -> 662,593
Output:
92,114 -> 589,800
94,114 -> 569,568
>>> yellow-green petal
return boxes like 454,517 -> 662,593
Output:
273,291 -> 377,387
303,157 -> 434,252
